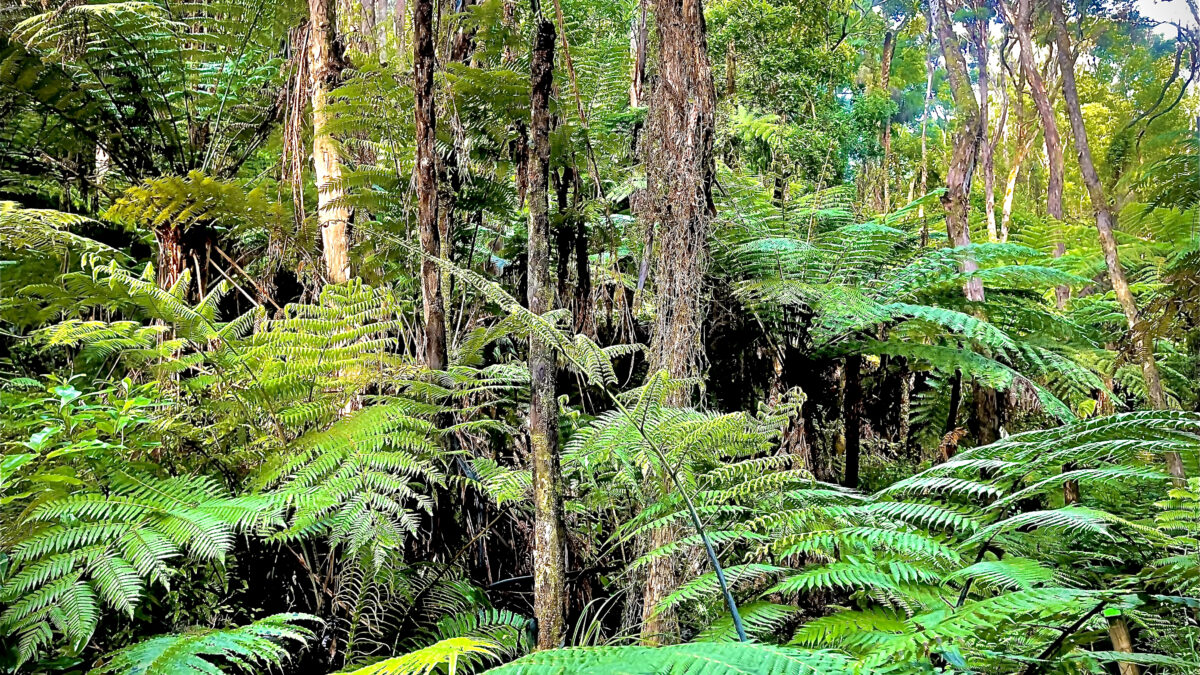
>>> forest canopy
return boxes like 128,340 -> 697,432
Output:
0,0 -> 1198,673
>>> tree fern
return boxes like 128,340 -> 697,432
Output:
91,613 -> 318,675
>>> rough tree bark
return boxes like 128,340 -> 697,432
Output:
309,0 -> 351,283
637,0 -> 718,645
1049,0 -> 1176,483
932,0 -> 985,301
643,0 -> 717,390
527,8 -> 567,649
414,0 -> 447,369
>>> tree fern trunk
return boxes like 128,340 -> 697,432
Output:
156,225 -> 185,290
970,380 -> 1000,446
414,0 -> 446,370
527,8 -> 567,650
308,0 -> 351,284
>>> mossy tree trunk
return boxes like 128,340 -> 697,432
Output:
527,5 -> 567,650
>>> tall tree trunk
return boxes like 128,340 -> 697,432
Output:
394,0 -> 407,52
984,39 -> 1009,242
643,0 -> 717,390
527,8 -> 567,649
878,28 -> 896,214
309,0 -> 351,283
932,0 -> 985,301
574,205 -> 593,336
1004,0 -> 1068,305
414,0 -> 446,369
918,21 -> 934,242
638,0 -> 717,645
1049,0 -> 1180,484
843,354 -> 862,489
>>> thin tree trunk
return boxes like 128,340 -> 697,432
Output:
984,39 -> 1009,242
724,42 -> 735,96
946,369 -> 963,435
309,0 -> 351,283
638,0 -> 718,645
843,354 -> 862,489
918,20 -> 934,241
394,0 -> 407,52
414,0 -> 446,369
1004,0 -> 1068,304
932,0 -> 985,301
630,0 -> 648,107
879,28 -> 896,214
1000,137 -> 1034,242
574,206 -> 593,336
1106,616 -> 1141,675
360,0 -> 378,54
527,8 -> 567,649
1049,0 -> 1174,457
